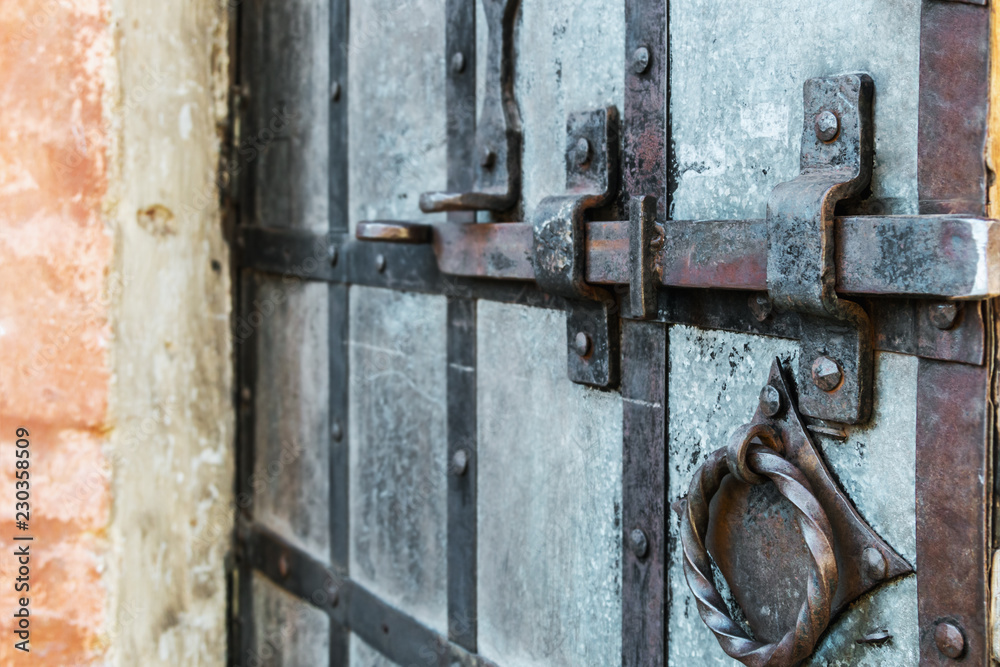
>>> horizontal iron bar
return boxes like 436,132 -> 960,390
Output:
434,215 -> 1000,299
242,525 -> 497,667
235,227 -> 988,365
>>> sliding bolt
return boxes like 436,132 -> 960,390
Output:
811,356 -> 843,392
572,332 -> 592,357
629,528 -> 649,559
759,385 -> 782,418
450,51 -> 466,74
814,110 -> 839,142
631,46 -> 651,75
934,622 -> 965,659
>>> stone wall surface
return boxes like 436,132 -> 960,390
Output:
0,0 -> 233,664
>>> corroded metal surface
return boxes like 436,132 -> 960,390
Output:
679,361 -> 913,665
356,221 -> 433,244
766,74 -> 875,424
420,0 -> 522,213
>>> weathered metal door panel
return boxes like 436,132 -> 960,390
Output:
232,0 -> 997,665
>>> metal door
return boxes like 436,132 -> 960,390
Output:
231,0 -> 997,665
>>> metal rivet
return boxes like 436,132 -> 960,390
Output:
375,254 -> 387,273
240,386 -> 252,403
759,385 -> 782,418
629,528 -> 649,559
748,293 -> 773,322
929,302 -> 960,330
811,356 -> 843,392
278,553 -> 289,578
631,46 -> 651,75
450,51 -> 466,74
815,110 -> 840,142
330,81 -> 342,102
570,137 -> 591,167
328,582 -> 340,607
331,420 -> 343,442
862,546 -> 887,582
934,622 -> 965,659
330,246 -> 339,267
480,147 -> 497,169
573,331 -> 592,357
449,448 -> 470,476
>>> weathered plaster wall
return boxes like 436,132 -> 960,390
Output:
105,0 -> 233,665
0,1 -> 113,663
0,0 -> 232,664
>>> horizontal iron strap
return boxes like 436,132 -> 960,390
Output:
238,215 -> 998,300
242,525 -> 497,667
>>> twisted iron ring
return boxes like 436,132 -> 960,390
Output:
680,426 -> 838,667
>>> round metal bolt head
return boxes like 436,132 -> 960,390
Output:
861,546 -> 887,582
449,448 -> 470,476
375,254 -> 387,273
330,81 -> 342,103
811,356 -> 843,392
759,385 -> 782,418
480,147 -> 497,169
934,622 -> 965,659
814,110 -> 840,142
929,302 -> 960,330
450,51 -> 466,73
330,420 -> 343,442
570,137 -> 591,167
631,46 -> 651,74
327,583 -> 340,607
573,331 -> 592,357
748,293 -> 773,322
329,245 -> 339,267
629,528 -> 649,559
240,386 -> 252,403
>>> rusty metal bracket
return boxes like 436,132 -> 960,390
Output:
678,359 -> 912,666
531,108 -> 620,387
767,74 -> 875,424
420,0 -> 522,213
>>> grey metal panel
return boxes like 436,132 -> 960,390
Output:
349,633 -> 402,667
347,0 -> 447,234
515,0 -> 626,217
348,285 -> 450,636
476,301 -> 622,667
253,275 -> 331,562
670,0 -> 922,220
667,327 -> 918,665
250,572 -> 331,667
246,0 -> 330,231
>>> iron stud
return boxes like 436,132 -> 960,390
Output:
929,302 -> 959,330
862,546 -> 887,582
450,51 -> 466,74
759,385 -> 782,418
631,46 -> 651,75
331,420 -> 343,442
570,137 -> 591,167
330,81 -> 342,103
572,331 -> 592,357
329,245 -> 338,267
480,147 -> 497,169
375,254 -> 387,273
449,448 -> 470,476
934,622 -> 965,659
811,356 -> 843,392
278,553 -> 289,578
748,293 -> 773,322
240,386 -> 252,403
814,110 -> 839,142
629,528 -> 649,559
